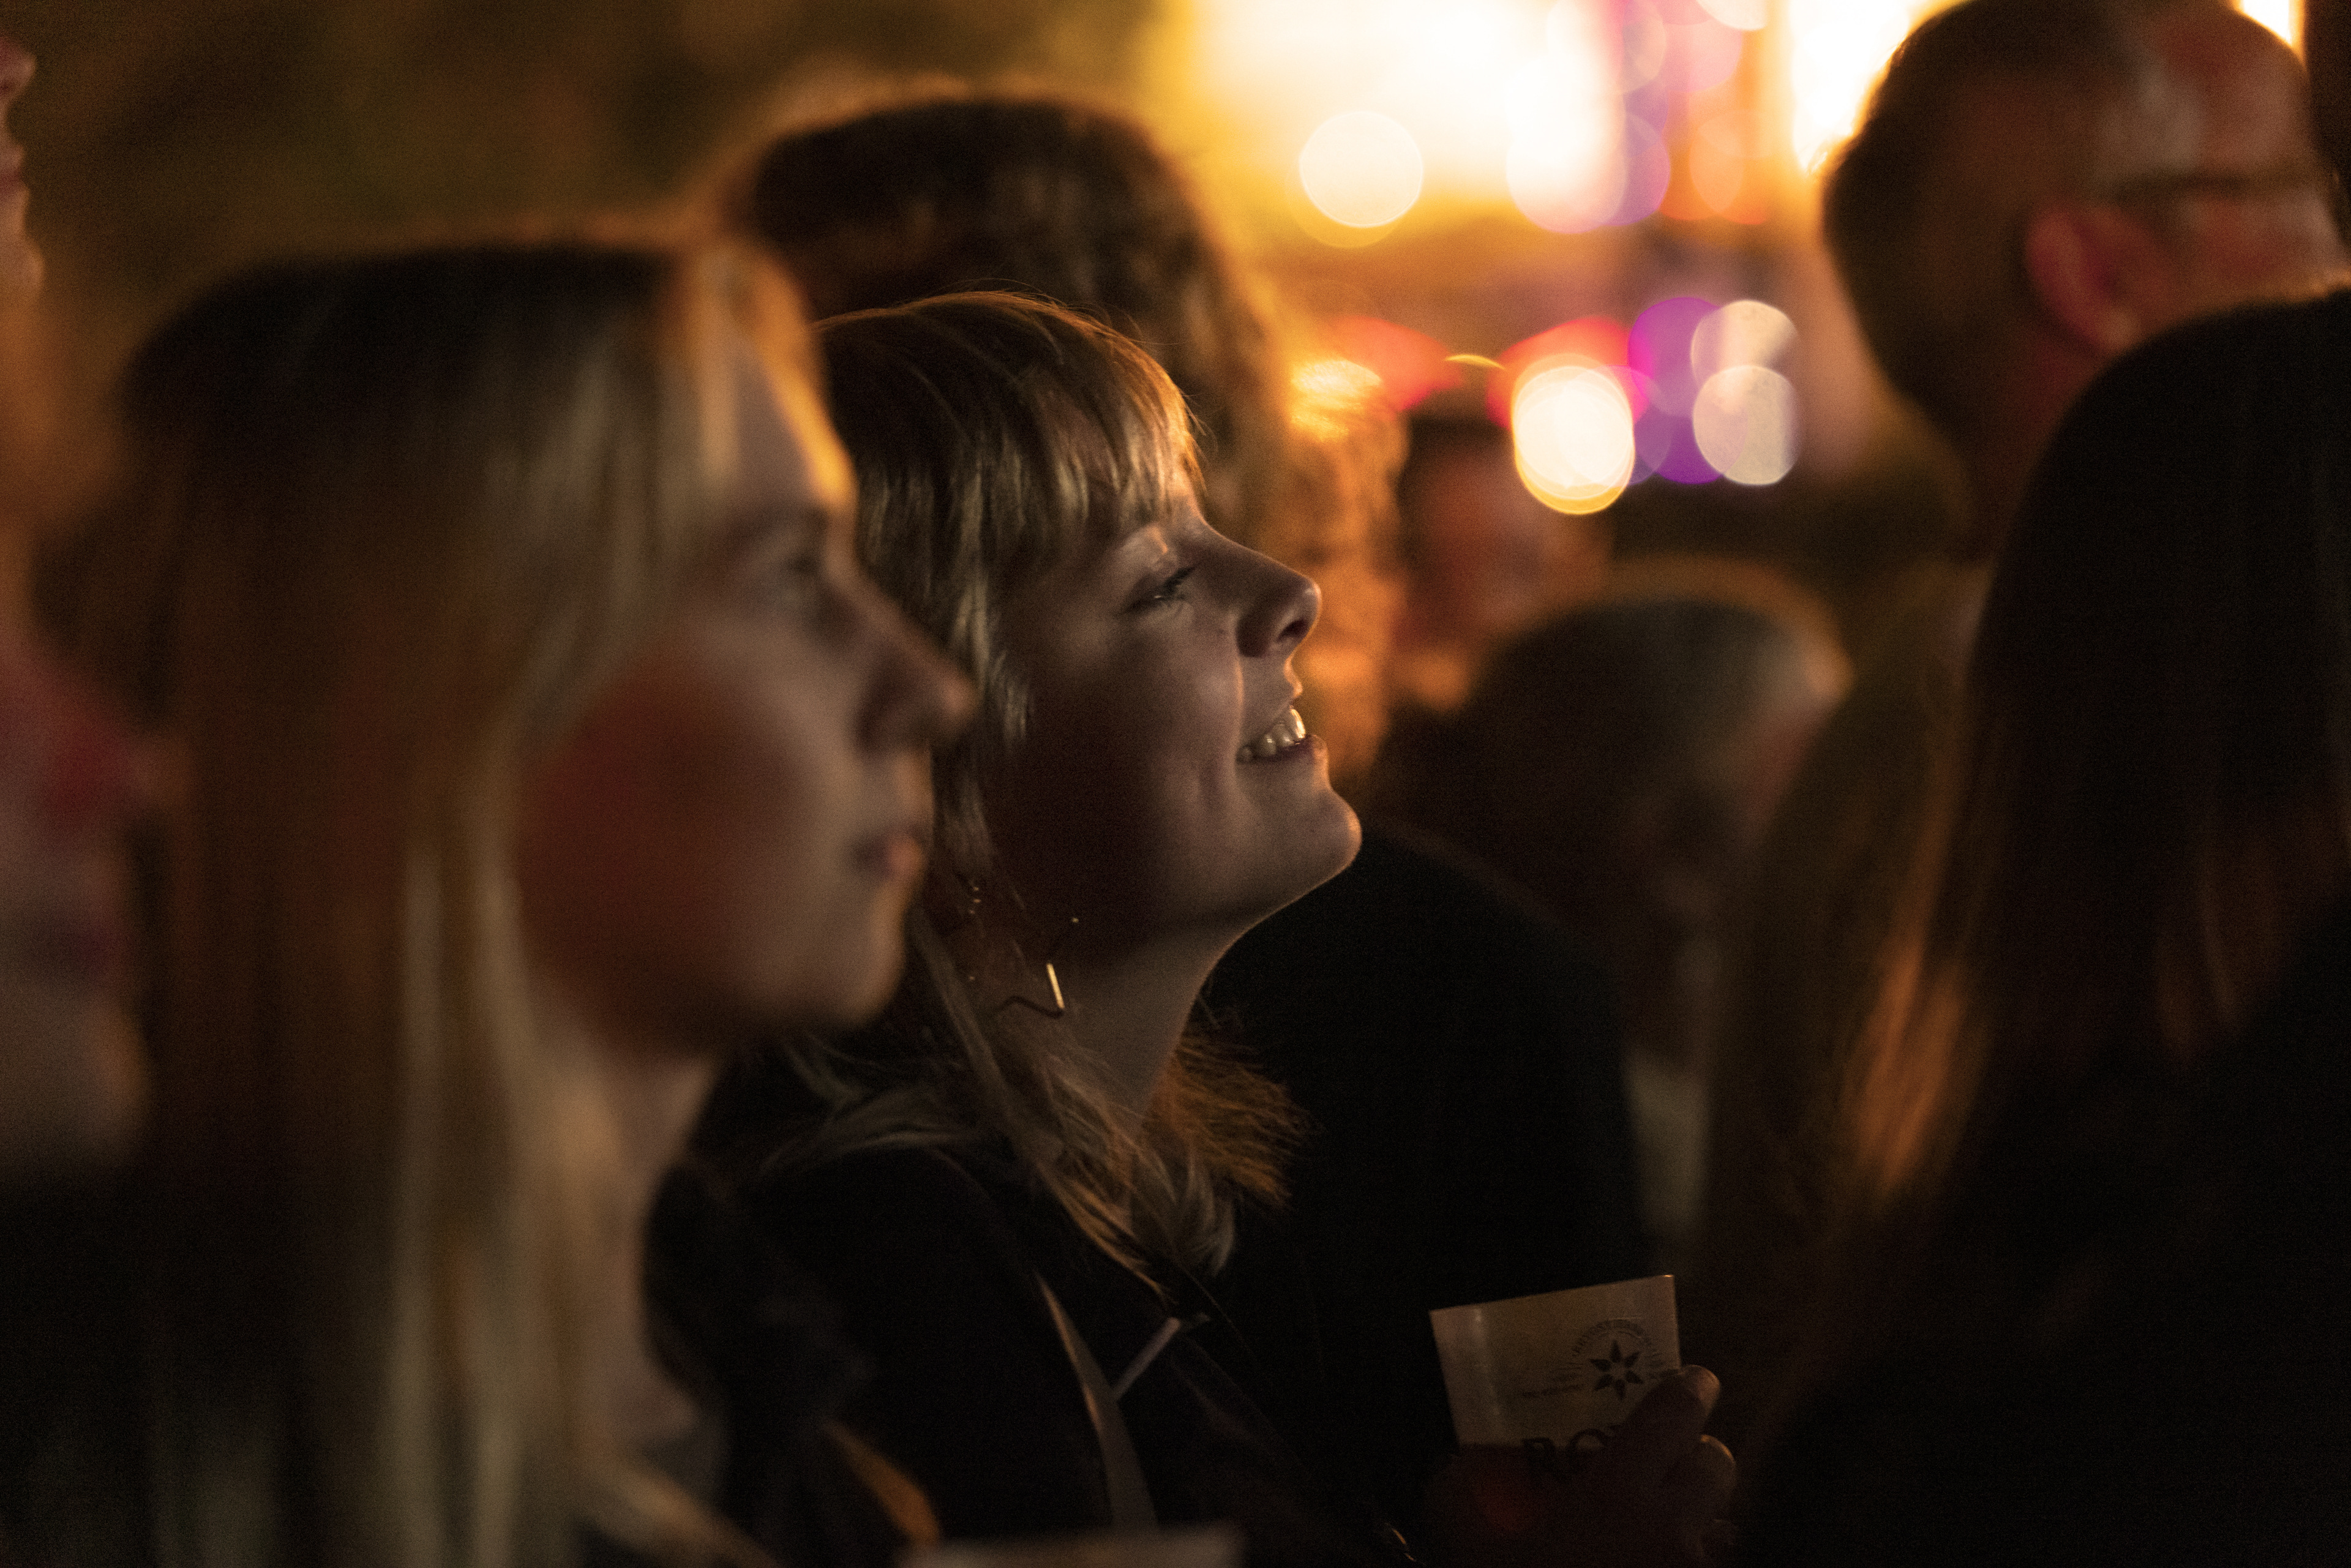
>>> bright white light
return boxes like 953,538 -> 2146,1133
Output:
1299,111 -> 1427,227
1697,0 -> 1769,29
1788,0 -> 1948,171
2238,0 -> 2297,45
1509,3 -> 1624,232
1693,366 -> 1799,484
1692,299 -> 1798,380
1507,133 -> 1628,233
1514,359 -> 1637,512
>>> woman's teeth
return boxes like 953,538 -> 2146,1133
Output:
1239,707 -> 1309,762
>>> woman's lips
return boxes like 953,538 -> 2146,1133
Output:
1237,705 -> 1311,762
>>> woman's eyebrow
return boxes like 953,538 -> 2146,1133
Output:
1114,522 -> 1177,567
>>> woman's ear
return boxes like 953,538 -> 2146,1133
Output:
2023,201 -> 2160,354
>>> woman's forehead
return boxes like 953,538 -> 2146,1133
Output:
1093,455 -> 1198,541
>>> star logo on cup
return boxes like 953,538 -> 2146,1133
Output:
1588,1341 -> 1646,1402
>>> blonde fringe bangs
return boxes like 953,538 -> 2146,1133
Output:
820,294 -> 1195,885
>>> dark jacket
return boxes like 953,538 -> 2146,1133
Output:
1205,821 -> 1646,1526
643,1166 -> 916,1568
737,1142 -> 1396,1568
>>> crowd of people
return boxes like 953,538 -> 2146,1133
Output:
2,0 -> 2349,1564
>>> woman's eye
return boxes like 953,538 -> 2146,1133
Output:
747,540 -> 829,607
1135,565 -> 1196,610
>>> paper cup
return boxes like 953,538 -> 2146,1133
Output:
1429,1275 -> 1680,1450
907,1526 -> 1242,1568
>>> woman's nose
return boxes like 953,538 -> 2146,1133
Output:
1237,550 -> 1321,658
855,575 -> 975,753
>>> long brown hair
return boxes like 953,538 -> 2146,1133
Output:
1824,293 -> 2351,1378
16,241 -> 808,1568
705,294 -> 1293,1279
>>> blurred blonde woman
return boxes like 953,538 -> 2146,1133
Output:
2,241 -> 967,1567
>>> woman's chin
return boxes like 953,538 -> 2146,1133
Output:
1283,789 -> 1363,906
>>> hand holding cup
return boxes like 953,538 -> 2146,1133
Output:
1422,1366 -> 1736,1568
1422,1277 -> 1734,1567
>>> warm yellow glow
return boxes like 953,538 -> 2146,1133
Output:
1692,366 -> 1799,484
1690,109 -> 1768,217
1673,13 -> 1749,92
2238,0 -> 2298,47
1329,317 -> 1462,410
1690,299 -> 1797,380
1183,0 -> 1552,212
1294,356 -> 1387,405
1513,357 -> 1636,514
1788,0 -> 1951,172
1300,111 -> 1427,227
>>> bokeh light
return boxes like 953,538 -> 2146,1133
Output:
1612,115 -> 1673,225
1620,0 -> 1670,91
1507,1 -> 1625,232
1688,108 -> 1768,220
1491,317 -> 1634,426
1629,296 -> 1714,416
1695,0 -> 1769,29
1327,316 -> 1463,411
1663,14 -> 1746,94
1187,0 -> 1554,220
1788,0 -> 1947,171
1505,65 -> 1625,229
1693,365 -> 1799,483
1299,111 -> 1427,227
1690,298 -> 1797,381
1629,296 -> 1725,482
1293,356 -> 1387,407
1513,358 -> 1637,514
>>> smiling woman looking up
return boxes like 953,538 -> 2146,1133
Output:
686,294 -> 1734,1568
2,241 -> 968,1568
689,294 -> 1363,1553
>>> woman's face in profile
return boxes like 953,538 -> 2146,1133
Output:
984,476 -> 1360,947
516,353 -> 971,1048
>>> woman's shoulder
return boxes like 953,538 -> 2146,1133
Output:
746,1144 -> 1019,1253
736,1142 -> 1062,1341
733,1146 -> 1119,1538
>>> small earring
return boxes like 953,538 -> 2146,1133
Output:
995,915 -> 1079,1020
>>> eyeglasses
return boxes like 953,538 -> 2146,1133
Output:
2101,159 -> 2341,206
